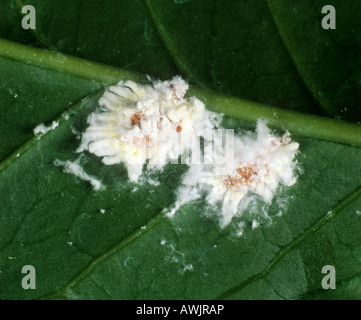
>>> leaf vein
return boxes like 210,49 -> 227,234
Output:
217,184 -> 361,299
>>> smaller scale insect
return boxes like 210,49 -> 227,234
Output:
170,120 -> 299,227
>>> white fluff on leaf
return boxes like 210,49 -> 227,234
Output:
168,120 -> 299,228
54,158 -> 104,191
76,75 -> 300,228
78,76 -> 221,182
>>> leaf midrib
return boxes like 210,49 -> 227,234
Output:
0,37 -> 360,152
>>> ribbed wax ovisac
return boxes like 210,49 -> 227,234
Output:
77,76 -> 222,182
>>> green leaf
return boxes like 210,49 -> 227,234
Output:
0,0 -> 322,114
1,0 -> 361,300
0,56 -> 100,162
4,0 -> 361,120
266,0 -> 361,121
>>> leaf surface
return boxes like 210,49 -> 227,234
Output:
0,0 -> 361,300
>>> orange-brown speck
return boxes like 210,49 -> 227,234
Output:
131,112 -> 142,127
123,135 -> 153,149
170,83 -> 181,100
176,125 -> 182,133
223,164 -> 258,190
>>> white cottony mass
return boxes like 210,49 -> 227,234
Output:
77,76 -> 300,228
168,120 -> 299,227
78,76 -> 221,182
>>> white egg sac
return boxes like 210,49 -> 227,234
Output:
77,76 -> 221,182
174,120 -> 300,228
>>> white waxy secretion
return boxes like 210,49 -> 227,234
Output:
78,76 -> 219,182
33,121 -> 59,135
169,121 -> 299,228
75,76 -> 300,228
54,159 -> 104,191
